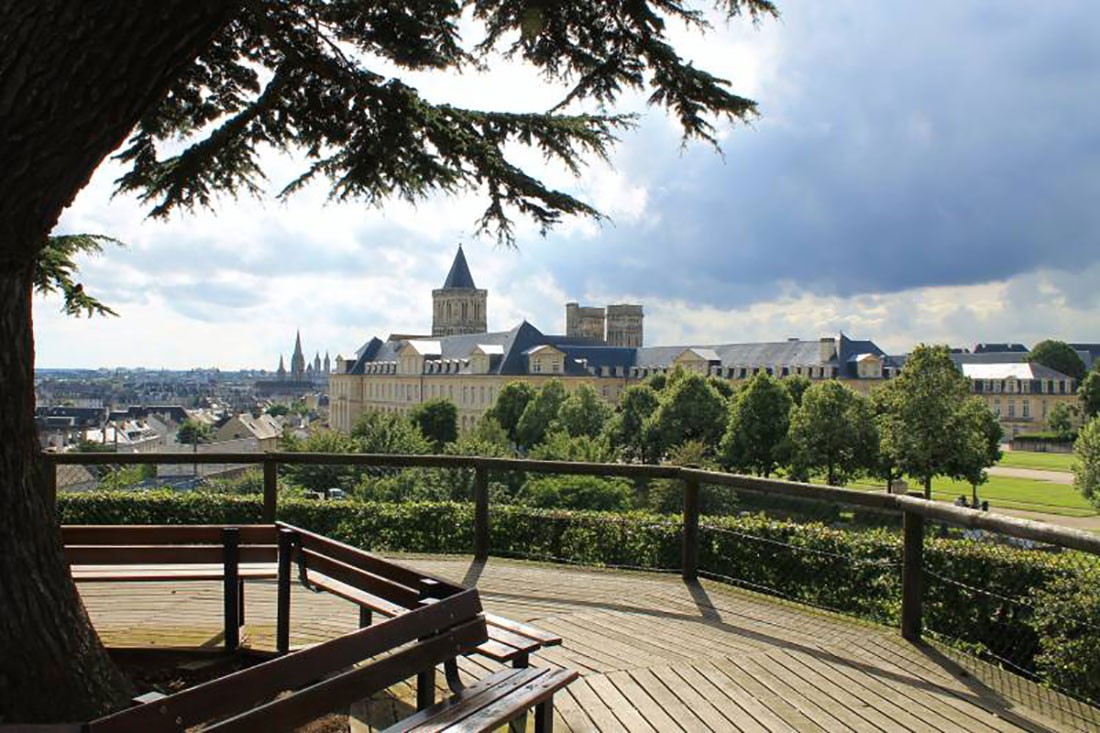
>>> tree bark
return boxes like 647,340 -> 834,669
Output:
0,1 -> 240,721
0,262 -> 135,721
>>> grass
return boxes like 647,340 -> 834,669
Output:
848,474 -> 1097,518
996,450 -> 1076,473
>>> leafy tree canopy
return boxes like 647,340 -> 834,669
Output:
176,418 -> 213,445
788,380 -> 876,486
555,383 -> 612,439
515,379 -> 567,449
877,345 -> 972,497
409,397 -> 459,448
1079,371 -> 1100,419
1028,340 -> 1086,382
351,411 -> 430,454
646,372 -> 727,460
947,397 -> 1003,500
719,372 -> 793,476
1048,402 -> 1077,439
489,381 -> 537,444
1074,417 -> 1100,510
782,374 -> 812,407
605,384 -> 660,462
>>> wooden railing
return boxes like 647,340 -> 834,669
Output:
45,451 -> 1100,645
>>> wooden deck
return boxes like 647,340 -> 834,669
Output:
77,554 -> 1099,732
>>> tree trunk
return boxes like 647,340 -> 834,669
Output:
0,1 -> 240,721
0,262 -> 135,721
923,476 -> 932,500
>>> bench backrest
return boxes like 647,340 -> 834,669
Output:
62,524 -> 278,565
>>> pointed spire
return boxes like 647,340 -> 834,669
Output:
442,245 -> 477,289
293,330 -> 304,358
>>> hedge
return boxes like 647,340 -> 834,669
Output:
58,490 -> 1100,705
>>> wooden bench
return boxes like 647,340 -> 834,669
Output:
381,666 -> 578,733
282,523 -> 571,730
62,523 -> 577,732
64,524 -> 278,651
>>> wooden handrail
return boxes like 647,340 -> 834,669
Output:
48,449 -> 1100,646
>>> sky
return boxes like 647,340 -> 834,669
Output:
35,0 -> 1100,370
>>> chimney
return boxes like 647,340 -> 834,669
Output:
819,337 -> 837,363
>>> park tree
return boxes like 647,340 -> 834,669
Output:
176,418 -> 213,445
782,374 -> 812,406
646,372 -> 728,460
515,380 -> 568,449
1074,417 -> 1100,510
605,384 -> 660,462
1078,370 -> 1100,419
877,344 -> 972,498
488,382 -> 537,445
280,428 -> 362,493
788,381 -> 877,486
409,398 -> 459,449
1028,340 -> 1086,382
351,411 -> 430,455
555,383 -> 613,439
719,372 -> 793,476
1048,402 -> 1076,439
947,397 -> 1003,506
2,0 -> 777,719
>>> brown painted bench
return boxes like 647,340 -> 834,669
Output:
381,666 -> 578,733
63,524 -> 278,651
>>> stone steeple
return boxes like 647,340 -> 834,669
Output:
291,330 -> 306,379
277,355 -> 287,379
432,245 -> 487,337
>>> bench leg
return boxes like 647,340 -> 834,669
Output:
359,606 -> 372,628
444,659 -> 464,693
512,652 -> 530,669
238,579 -> 245,625
416,667 -> 435,711
534,699 -> 554,733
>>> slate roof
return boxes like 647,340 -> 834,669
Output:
441,246 -> 477,289
342,324 -> 895,379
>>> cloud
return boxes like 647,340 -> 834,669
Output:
32,1 -> 1100,368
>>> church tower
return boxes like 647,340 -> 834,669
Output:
432,246 -> 487,337
291,330 -> 306,379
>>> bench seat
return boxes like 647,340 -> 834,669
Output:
72,563 -> 278,582
382,666 -> 578,733
305,572 -> 562,667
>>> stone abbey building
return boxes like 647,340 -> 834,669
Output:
330,247 -> 1080,435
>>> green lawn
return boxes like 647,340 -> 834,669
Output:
848,474 -> 1097,518
997,450 -> 1076,473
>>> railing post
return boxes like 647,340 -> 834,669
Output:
276,528 -> 294,655
222,527 -> 240,652
682,473 -> 700,581
263,455 -> 278,522
473,464 -> 489,561
901,509 -> 925,642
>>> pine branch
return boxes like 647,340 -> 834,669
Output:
34,235 -> 122,317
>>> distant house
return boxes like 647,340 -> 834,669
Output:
215,413 -> 283,451
952,352 -> 1079,437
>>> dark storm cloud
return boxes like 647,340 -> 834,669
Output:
546,0 -> 1100,309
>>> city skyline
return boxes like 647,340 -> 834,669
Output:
34,1 -> 1100,369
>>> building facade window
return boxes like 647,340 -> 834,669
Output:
1022,399 -> 1030,418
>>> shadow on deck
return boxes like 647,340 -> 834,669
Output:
78,554 -> 1100,732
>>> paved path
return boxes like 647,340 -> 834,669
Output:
77,554 -> 1098,732
988,466 -> 1073,485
